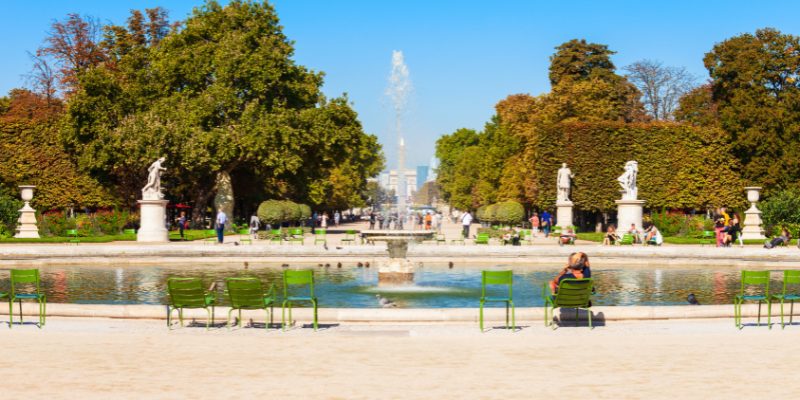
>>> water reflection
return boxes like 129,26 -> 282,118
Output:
0,264 -> 794,308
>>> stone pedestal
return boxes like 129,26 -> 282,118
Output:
137,199 -> 169,242
556,200 -> 574,229
615,199 -> 646,232
15,185 -> 39,238
378,258 -> 415,286
741,186 -> 766,240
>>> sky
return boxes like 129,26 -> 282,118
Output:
2,1 -> 800,172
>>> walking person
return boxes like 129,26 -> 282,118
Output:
321,212 -> 329,229
434,212 -> 443,232
334,211 -> 341,227
369,212 -> 376,230
529,212 -> 540,237
249,213 -> 260,240
541,210 -> 552,238
461,211 -> 473,239
215,208 -> 227,244
177,211 -> 187,241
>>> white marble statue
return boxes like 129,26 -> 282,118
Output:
617,160 -> 638,200
142,157 -> 167,199
557,162 -> 573,202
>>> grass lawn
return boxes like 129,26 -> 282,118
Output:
0,229 -> 232,243
577,231 -> 768,245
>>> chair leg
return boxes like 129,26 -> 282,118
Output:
19,299 -> 23,324
588,308 -> 593,329
312,299 -> 318,331
505,302 -> 509,329
205,308 -> 211,330
791,300 -> 795,326
239,309 -> 243,328
265,309 -> 270,331
757,301 -> 762,326
8,297 -> 12,329
510,301 -> 515,332
781,300 -> 786,329
179,308 -> 184,327
479,300 -> 484,331
227,308 -> 235,330
282,301 -> 289,331
768,300 -> 772,329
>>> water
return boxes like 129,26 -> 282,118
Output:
0,263 -> 792,308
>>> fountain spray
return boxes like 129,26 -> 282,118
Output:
387,50 -> 412,219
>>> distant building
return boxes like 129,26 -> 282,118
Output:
381,169 -> 417,202
428,157 -> 439,182
416,166 -> 429,191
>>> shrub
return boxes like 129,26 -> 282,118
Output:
476,205 -> 488,222
0,193 -> 23,237
281,200 -> 301,223
761,189 -> 800,232
298,204 -> 312,221
38,211 -> 74,236
258,200 -> 285,226
484,204 -> 498,224
93,209 -> 128,235
494,201 -> 524,226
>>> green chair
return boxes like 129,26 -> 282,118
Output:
772,270 -> 800,329
479,270 -> 515,331
238,228 -> 252,245
734,270 -> 771,329
314,229 -> 327,246
166,277 -> 216,330
282,269 -> 318,331
475,233 -> 490,245
618,233 -> 635,245
123,228 -> 136,235
341,229 -> 357,245
701,230 -> 716,246
225,277 -> 275,330
543,278 -> 594,329
66,228 -> 80,245
269,228 -> 283,244
287,228 -> 305,245
204,229 -> 217,244
8,269 -> 46,329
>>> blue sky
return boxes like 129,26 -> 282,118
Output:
2,1 -> 799,171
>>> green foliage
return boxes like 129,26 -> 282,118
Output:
548,39 -> 617,86
281,200 -> 301,222
649,211 -> 711,238
700,28 -> 800,194
484,204 -> 498,223
36,209 -> 129,237
257,200 -> 285,226
493,201 -> 525,226
760,189 -> 800,231
0,192 -> 23,237
298,203 -> 312,220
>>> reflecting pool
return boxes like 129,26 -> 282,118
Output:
0,263 -> 791,308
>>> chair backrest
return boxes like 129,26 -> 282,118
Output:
123,228 -> 136,235
554,278 -> 593,308
226,277 -> 265,309
620,234 -> 634,244
782,270 -> 800,295
11,269 -> 41,294
283,269 -> 315,297
205,229 -> 216,235
740,270 -> 770,297
481,270 -> 513,299
66,229 -> 78,236
290,228 -> 303,236
316,229 -> 326,237
238,228 -> 249,235
476,233 -> 489,241
167,277 -> 208,308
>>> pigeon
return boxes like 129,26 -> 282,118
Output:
448,261 -> 454,269
281,263 -> 289,268
337,262 -> 342,268
365,262 -> 370,268
687,293 -> 700,305
357,262 -> 364,268
317,263 -> 323,268
376,294 -> 397,308
234,242 -> 240,246
324,263 -> 331,268
243,262 -> 249,270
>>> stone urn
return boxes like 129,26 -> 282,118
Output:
741,186 -> 765,240
15,185 -> 40,238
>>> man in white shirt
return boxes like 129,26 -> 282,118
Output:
216,208 -> 227,243
461,211 -> 473,239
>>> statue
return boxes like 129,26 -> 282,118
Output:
617,160 -> 638,200
556,163 -> 573,202
142,157 -> 167,199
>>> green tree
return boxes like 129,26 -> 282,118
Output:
548,39 -> 617,86
702,28 -> 800,193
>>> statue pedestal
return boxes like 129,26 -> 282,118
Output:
615,199 -> 646,232
556,200 -> 574,229
741,205 -> 766,240
137,199 -> 169,242
15,203 -> 39,238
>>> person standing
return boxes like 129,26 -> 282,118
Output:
369,212 -> 376,230
177,211 -> 187,241
215,208 -> 227,244
249,213 -> 260,239
461,211 -> 473,239
334,211 -> 341,227
434,212 -> 442,232
541,210 -> 552,238
529,212 -> 540,237
321,212 -> 329,229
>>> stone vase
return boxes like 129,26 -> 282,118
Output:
740,187 -> 766,240
15,185 -> 40,238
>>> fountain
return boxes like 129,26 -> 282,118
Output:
361,51 -> 432,285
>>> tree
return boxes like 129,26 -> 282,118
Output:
624,60 -> 696,120
702,27 -> 800,193
674,84 -> 718,127
36,13 -> 107,94
549,39 -> 617,86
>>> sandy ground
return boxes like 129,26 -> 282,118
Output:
1,316 -> 798,399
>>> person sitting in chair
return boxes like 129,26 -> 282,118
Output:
549,252 -> 592,295
644,223 -> 663,246
603,225 -> 620,245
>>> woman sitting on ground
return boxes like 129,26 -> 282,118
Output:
559,227 -> 577,246
644,223 -> 663,246
549,252 -> 592,294
603,225 -> 620,245
765,227 -> 792,249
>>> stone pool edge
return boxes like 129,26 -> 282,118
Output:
0,303 -> 785,323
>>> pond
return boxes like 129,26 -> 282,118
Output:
0,263 -> 789,308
